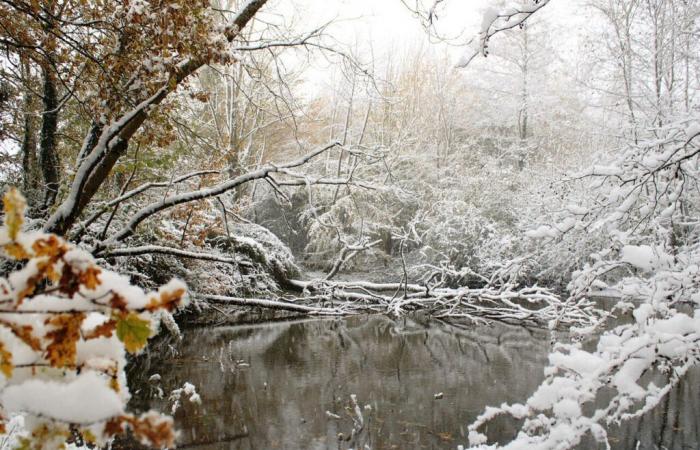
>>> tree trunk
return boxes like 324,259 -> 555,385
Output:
38,67 -> 60,215
20,77 -> 40,208
43,0 -> 269,237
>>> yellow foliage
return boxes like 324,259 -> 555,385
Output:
44,313 -> 85,368
0,342 -> 12,378
3,187 -> 25,241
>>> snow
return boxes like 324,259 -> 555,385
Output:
1,372 -> 123,423
481,7 -> 500,34
619,245 -> 673,273
526,225 -> 558,239
589,165 -> 623,177
685,122 -> 700,137
565,205 -> 588,215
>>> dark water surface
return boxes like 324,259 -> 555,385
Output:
125,315 -> 700,450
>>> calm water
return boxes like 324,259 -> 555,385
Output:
124,315 -> 700,450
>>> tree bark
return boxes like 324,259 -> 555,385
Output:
38,66 -> 60,215
20,73 -> 40,208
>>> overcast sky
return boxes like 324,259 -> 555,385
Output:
276,0 -> 592,93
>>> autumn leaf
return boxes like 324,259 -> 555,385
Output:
79,267 -> 102,290
109,293 -> 128,311
58,264 -> 80,297
31,236 -> 66,258
116,313 -> 152,353
44,313 -> 85,368
4,242 -> 29,260
103,416 -> 126,438
3,187 -> 25,241
0,319 -> 41,351
147,287 -> 186,312
128,412 -> 176,448
84,320 -> 117,340
0,341 -> 12,378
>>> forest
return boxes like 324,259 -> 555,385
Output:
0,0 -> 698,448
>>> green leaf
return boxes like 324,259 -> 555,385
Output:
115,313 -> 151,354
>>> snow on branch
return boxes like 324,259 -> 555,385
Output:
457,0 -> 551,68
282,265 -> 599,327
469,115 -> 700,449
94,142 -> 342,251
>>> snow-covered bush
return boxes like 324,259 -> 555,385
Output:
0,188 -> 188,449
467,115 -> 700,449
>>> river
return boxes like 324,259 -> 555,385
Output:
121,315 -> 700,449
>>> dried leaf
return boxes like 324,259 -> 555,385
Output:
103,417 -> 126,437
109,293 -> 128,311
116,313 -> 151,354
3,187 -> 25,241
0,319 -> 41,351
31,236 -> 66,258
0,341 -> 12,378
44,313 -> 85,368
17,261 -> 50,302
58,264 -> 80,297
4,242 -> 29,260
84,320 -> 116,340
129,412 -> 176,448
147,287 -> 186,312
79,267 -> 102,290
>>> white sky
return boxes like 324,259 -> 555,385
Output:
276,0 -> 593,94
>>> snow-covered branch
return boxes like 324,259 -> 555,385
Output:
94,142 -> 341,251
458,0 -> 551,68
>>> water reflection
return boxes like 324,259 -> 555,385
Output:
124,316 -> 700,449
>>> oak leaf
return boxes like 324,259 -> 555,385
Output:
79,267 -> 102,290
0,319 -> 41,351
147,287 -> 186,312
109,293 -> 128,311
44,313 -> 85,368
84,320 -> 117,340
31,236 -> 66,258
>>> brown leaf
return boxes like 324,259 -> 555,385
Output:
79,267 -> 102,290
0,341 -> 12,378
128,412 -> 176,448
59,264 -> 80,297
103,416 -> 126,438
31,236 -> 66,258
44,313 -> 85,368
147,287 -> 186,312
84,320 -> 116,340
0,319 -> 41,351
109,293 -> 128,311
